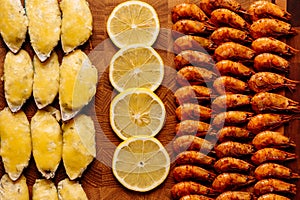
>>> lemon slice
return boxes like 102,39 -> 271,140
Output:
112,137 -> 170,192
110,88 -> 166,140
107,0 -> 160,48
109,45 -> 164,92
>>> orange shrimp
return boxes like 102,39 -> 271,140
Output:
248,72 -> 299,93
215,126 -> 252,142
254,163 -> 300,180
215,60 -> 255,78
174,85 -> 215,105
251,92 -> 300,113
210,27 -> 252,45
176,120 -> 210,137
216,191 -> 255,200
212,111 -> 254,129
252,130 -> 296,150
254,53 -> 290,73
176,103 -> 212,121
174,50 -> 215,70
251,148 -> 297,165
200,0 -> 245,16
173,165 -> 217,183
253,179 -> 296,196
251,37 -> 299,56
247,1 -> 292,21
212,94 -> 251,112
173,35 -> 216,54
257,193 -> 291,200
199,0 -> 214,16
172,3 -> 209,23
214,157 -> 254,173
214,42 -> 255,62
213,76 -> 250,95
180,194 -> 215,200
176,66 -> 217,86
171,181 -> 218,199
173,135 -> 214,153
214,141 -> 255,158
175,151 -> 216,167
250,18 -> 297,39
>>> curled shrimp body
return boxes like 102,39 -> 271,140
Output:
215,60 -> 255,78
214,42 -> 256,62
254,53 -> 290,73
172,19 -> 216,37
176,66 -> 217,86
210,27 -> 252,45
214,141 -> 255,158
174,50 -> 215,70
180,194 -> 215,200
254,163 -> 300,180
250,18 -> 297,39
212,94 -> 251,112
171,181 -> 218,199
173,135 -> 214,153
253,179 -> 296,196
176,120 -> 210,137
216,191 -> 256,200
257,193 -> 291,200
251,148 -> 297,165
210,9 -> 250,30
175,151 -> 216,166
251,92 -> 300,113
248,72 -> 299,93
199,0 -> 214,16
176,103 -> 212,121
174,86 -> 214,105
212,173 -> 256,192
214,157 -> 254,173
252,131 -> 295,150
213,76 -> 250,95
247,1 -> 291,21
212,111 -> 254,129
173,165 -> 217,183
247,113 -> 297,134
173,35 -> 216,54
200,0 -> 245,16
172,3 -> 209,23
251,37 -> 299,56
216,126 -> 252,142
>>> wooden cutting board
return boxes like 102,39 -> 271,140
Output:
0,0 -> 299,199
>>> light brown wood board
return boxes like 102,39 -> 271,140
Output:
0,0 -> 299,199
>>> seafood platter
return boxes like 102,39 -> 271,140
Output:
0,0 -> 300,199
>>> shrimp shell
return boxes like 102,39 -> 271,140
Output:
254,163 -> 300,180
214,42 -> 255,62
173,165 -> 217,183
247,1 -> 292,21
175,151 -> 216,166
176,66 -> 217,86
247,113 -> 297,134
176,103 -> 212,121
174,86 -> 214,105
216,191 -> 256,200
172,3 -> 209,23
172,20 -> 216,37
252,131 -> 296,150
209,0 -> 245,14
212,173 -> 256,192
212,94 -> 251,112
213,76 -> 250,95
251,37 -> 299,56
176,120 -> 210,137
254,53 -> 290,73
248,72 -> 300,93
173,135 -> 214,153
253,179 -> 296,196
257,193 -> 291,200
214,141 -> 255,158
173,35 -> 216,54
210,9 -> 250,30
210,27 -> 252,45
250,18 -> 297,39
214,157 -> 254,173
199,0 -> 214,16
180,195 -> 215,200
174,50 -> 215,70
251,92 -> 300,113
171,181 -> 218,199
215,126 -> 252,142
215,60 -> 255,78
212,111 -> 254,129
251,148 -> 297,165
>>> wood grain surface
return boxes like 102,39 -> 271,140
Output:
0,0 -> 299,199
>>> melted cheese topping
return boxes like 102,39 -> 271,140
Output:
0,175 -> 29,200
33,179 -> 58,200
58,179 -> 88,200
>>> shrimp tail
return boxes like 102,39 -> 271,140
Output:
289,27 -> 298,36
289,105 -> 300,113
286,151 -> 298,160
288,46 -> 300,56
291,172 -> 300,179
204,21 -> 217,32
